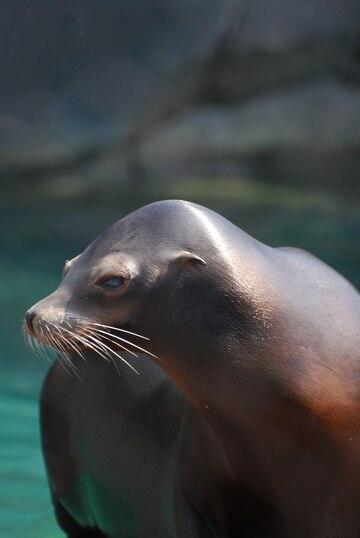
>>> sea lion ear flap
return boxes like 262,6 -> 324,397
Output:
174,251 -> 207,267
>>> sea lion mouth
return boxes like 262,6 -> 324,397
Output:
23,317 -> 158,376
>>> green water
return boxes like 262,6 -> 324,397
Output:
0,190 -> 358,537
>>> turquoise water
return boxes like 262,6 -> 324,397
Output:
0,195 -> 358,537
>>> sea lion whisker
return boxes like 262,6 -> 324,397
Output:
25,334 -> 34,354
86,335 -> 124,378
37,328 -> 49,357
23,335 -> 31,353
43,331 -> 76,378
37,342 -> 52,364
76,330 -> 121,363
85,332 -> 139,376
46,338 -> 62,361
72,334 -> 110,361
44,330 -> 80,379
58,332 -> 87,363
22,326 -> 32,352
79,329 -> 141,378
33,336 -> 54,365
60,327 -> 112,363
88,327 -> 158,360
45,326 -> 68,356
41,332 -> 60,361
50,323 -> 87,362
45,330 -> 80,378
109,355 -> 122,377
58,356 -> 76,377
46,344 -> 59,360
34,329 -> 52,363
78,328 -> 139,375
66,338 -> 88,362
57,350 -> 81,379
72,330 -> 116,358
78,329 -> 124,377
23,328 -> 34,354
29,335 -> 40,358
29,334 -> 45,362
40,339 -> 53,363
63,326 -> 137,375
26,335 -> 45,363
80,327 -> 139,358
86,322 -> 150,341
65,358 -> 81,380
29,334 -> 44,360
97,341 -> 139,376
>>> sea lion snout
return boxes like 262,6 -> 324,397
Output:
24,291 -> 70,338
25,310 -> 36,332
24,294 -> 94,356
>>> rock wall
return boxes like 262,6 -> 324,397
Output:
1,0 -> 360,196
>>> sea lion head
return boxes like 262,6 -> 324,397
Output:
24,200 -> 240,363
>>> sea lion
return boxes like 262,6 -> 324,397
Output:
25,200 -> 360,537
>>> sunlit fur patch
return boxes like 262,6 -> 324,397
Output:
294,358 -> 360,432
23,318 -> 158,377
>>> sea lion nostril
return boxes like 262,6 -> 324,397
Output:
25,311 -> 36,332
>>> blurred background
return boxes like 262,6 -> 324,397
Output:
0,1 -> 359,536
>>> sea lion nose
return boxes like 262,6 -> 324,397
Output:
25,310 -> 36,333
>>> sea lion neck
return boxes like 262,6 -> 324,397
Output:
147,256 -> 280,424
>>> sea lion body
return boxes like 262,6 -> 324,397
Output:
27,200 -> 360,537
41,351 -> 232,538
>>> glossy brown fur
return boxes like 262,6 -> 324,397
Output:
27,200 -> 360,537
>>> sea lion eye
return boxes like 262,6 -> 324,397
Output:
97,276 -> 126,289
